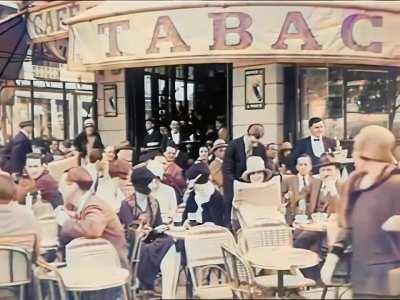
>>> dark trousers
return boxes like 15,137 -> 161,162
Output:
294,230 -> 326,282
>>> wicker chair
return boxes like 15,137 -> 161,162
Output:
184,224 -> 236,299
237,224 -> 315,295
37,238 -> 130,300
237,223 -> 293,253
221,244 -> 270,299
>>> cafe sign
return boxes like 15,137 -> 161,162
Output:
66,3 -> 400,71
27,1 -> 98,43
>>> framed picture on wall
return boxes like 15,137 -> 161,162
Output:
245,68 -> 265,110
104,84 -> 118,117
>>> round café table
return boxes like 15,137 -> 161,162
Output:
244,246 -> 319,297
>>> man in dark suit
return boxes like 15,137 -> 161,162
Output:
142,118 -> 162,151
1,120 -> 33,176
291,117 -> 336,172
167,120 -> 188,148
222,123 -> 269,227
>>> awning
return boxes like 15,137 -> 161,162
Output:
65,1 -> 400,71
0,12 -> 30,80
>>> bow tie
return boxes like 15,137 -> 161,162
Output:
313,138 -> 320,142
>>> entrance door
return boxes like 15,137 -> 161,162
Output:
125,64 -> 232,162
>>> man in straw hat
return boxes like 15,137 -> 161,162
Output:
209,139 -> 228,193
321,125 -> 400,299
1,120 -> 33,176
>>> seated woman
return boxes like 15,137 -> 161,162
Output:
232,156 -> 283,230
182,162 -> 225,226
117,166 -> 180,299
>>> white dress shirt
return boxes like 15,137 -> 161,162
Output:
311,135 -> 325,157
298,174 -> 310,191
171,131 -> 180,145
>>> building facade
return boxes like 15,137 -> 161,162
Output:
21,1 -> 400,151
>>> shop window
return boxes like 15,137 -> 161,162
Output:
299,68 -> 344,139
345,69 -> 389,139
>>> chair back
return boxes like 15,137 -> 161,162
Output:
185,224 -> 236,291
38,216 -> 58,247
0,245 -> 32,286
32,201 -> 55,219
66,238 -> 121,274
237,224 -> 293,253
221,244 -> 257,299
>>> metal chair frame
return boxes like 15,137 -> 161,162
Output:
0,245 -> 33,300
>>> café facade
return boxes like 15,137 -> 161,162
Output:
60,1 -> 400,149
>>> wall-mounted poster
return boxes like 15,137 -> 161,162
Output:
104,84 -> 118,117
245,69 -> 265,110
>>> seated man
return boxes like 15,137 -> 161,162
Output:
183,162 -> 225,226
209,139 -> 227,193
19,153 -> 63,210
293,153 -> 343,280
0,174 -> 41,252
56,167 -> 128,268
118,166 -> 180,298
281,154 -> 320,223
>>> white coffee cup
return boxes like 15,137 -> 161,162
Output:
295,214 -> 308,224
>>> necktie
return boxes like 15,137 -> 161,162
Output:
313,138 -> 320,142
302,176 -> 307,187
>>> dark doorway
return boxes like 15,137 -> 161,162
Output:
125,63 -> 232,162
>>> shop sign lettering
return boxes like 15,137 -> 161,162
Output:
97,11 -> 382,57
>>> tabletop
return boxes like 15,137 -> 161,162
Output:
293,221 -> 328,232
244,246 -> 319,270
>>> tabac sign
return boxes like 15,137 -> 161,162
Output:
66,4 -> 400,71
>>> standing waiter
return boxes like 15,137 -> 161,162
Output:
291,117 -> 336,172
222,123 -> 268,227
1,120 -> 33,176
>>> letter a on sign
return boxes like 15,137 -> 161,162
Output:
271,12 -> 322,50
146,16 -> 190,54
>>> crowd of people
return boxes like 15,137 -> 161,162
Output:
0,115 -> 400,299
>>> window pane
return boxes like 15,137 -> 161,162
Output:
175,80 -> 184,101
346,70 -> 389,114
345,69 -> 390,138
299,68 -> 344,138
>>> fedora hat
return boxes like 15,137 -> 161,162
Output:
241,156 -> 272,182
353,125 -> 396,163
314,153 -> 341,169
211,139 -> 227,153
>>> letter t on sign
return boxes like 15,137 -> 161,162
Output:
209,12 -> 253,50
98,20 -> 130,57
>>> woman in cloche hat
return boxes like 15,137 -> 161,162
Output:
321,125 -> 400,299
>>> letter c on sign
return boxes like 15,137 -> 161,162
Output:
341,14 -> 382,53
